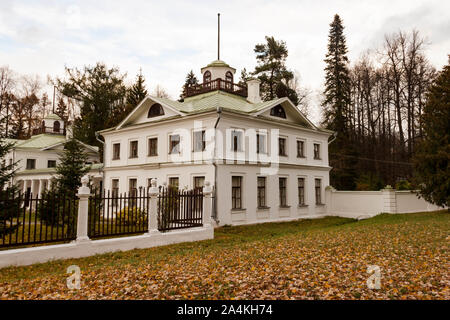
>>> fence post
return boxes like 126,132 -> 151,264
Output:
381,185 -> 397,214
76,175 -> 91,243
202,181 -> 213,228
325,186 -> 336,216
146,178 -> 160,235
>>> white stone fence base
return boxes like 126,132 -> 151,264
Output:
0,177 -> 214,269
325,186 -> 444,220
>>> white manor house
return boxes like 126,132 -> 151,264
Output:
99,58 -> 334,226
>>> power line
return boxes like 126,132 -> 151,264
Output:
330,153 -> 414,166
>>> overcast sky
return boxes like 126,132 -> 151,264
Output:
0,0 -> 449,123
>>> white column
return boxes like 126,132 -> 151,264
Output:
382,185 -> 397,214
202,181 -> 213,227
76,175 -> 91,243
146,178 -> 161,235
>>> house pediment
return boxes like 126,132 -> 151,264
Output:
253,99 -> 315,129
116,96 -> 184,129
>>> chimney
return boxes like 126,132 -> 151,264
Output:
246,78 -> 261,103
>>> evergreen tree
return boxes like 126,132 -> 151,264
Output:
413,59 -> 450,207
0,125 -> 19,236
238,68 -> 250,86
55,62 -> 127,148
55,96 -> 69,123
54,139 -> 89,198
127,69 -> 148,107
180,70 -> 199,100
252,36 -> 299,104
322,14 -> 357,190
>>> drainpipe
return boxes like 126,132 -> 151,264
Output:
212,107 -> 222,224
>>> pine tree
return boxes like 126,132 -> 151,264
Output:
56,62 -> 127,148
180,70 -> 199,100
252,36 -> 299,104
413,59 -> 450,207
322,14 -> 357,190
127,69 -> 148,107
55,96 -> 68,123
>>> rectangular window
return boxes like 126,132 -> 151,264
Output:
298,178 -> 305,206
193,130 -> 206,152
314,143 -> 321,160
278,138 -> 287,156
256,134 -> 266,154
315,178 -> 322,205
47,160 -> 56,168
147,178 -> 156,188
193,176 -> 205,190
26,159 -> 36,170
231,130 -> 243,152
169,134 -> 180,154
112,143 -> 120,160
112,179 -> 119,206
129,141 -> 138,158
148,138 -> 158,156
231,176 -> 242,209
169,177 -> 179,189
279,177 -> 287,207
257,177 -> 266,208
297,140 -> 305,158
129,178 -> 137,197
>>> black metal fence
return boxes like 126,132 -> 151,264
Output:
0,186 -> 204,249
0,190 -> 77,248
88,188 -> 149,238
158,187 -> 203,232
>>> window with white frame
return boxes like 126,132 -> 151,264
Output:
129,141 -> 138,158
231,176 -> 242,209
298,178 -> 305,206
148,138 -> 158,156
169,134 -> 180,154
231,130 -> 243,152
279,177 -> 287,207
278,137 -> 287,156
256,133 -> 266,154
112,143 -> 120,160
193,130 -> 206,152
313,143 -> 321,160
297,140 -> 305,158
315,178 -> 322,204
257,177 -> 267,208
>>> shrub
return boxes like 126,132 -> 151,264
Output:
395,180 -> 412,191
115,206 -> 147,226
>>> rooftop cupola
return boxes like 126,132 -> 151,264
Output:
32,113 -> 65,136
200,59 -> 236,84
184,14 -> 247,99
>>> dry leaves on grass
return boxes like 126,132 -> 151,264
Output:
0,213 -> 449,300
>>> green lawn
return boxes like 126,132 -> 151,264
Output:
0,210 -> 448,300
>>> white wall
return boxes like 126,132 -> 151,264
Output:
216,165 -> 329,225
325,188 -> 444,219
395,191 -> 442,213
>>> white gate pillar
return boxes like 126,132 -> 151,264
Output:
146,178 -> 161,235
382,185 -> 397,214
202,181 -> 213,228
76,175 -> 91,243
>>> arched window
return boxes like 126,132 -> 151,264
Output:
270,105 -> 286,119
225,71 -> 233,83
53,121 -> 60,133
203,71 -> 211,83
147,103 -> 164,118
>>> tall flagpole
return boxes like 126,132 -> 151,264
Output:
217,13 -> 220,60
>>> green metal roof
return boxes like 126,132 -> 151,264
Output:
14,134 -> 66,149
176,91 -> 284,114
206,60 -> 231,68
